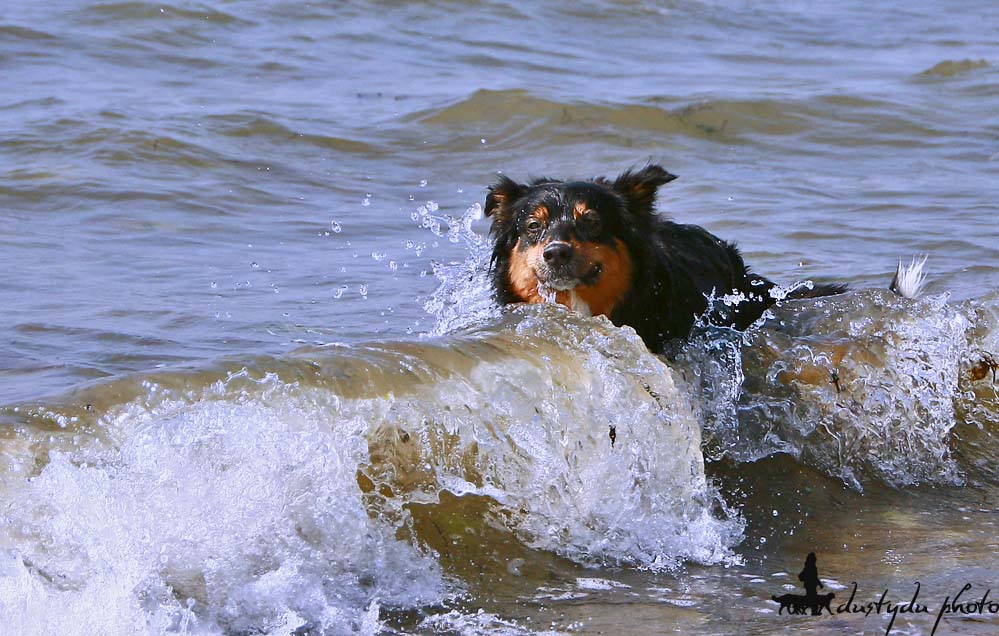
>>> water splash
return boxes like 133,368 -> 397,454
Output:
0,376 -> 446,635
422,200 -> 500,335
0,307 -> 742,634
682,289 -> 985,489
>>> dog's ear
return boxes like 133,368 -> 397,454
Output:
610,164 -> 677,214
484,175 -> 526,224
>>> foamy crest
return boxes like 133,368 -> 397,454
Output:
351,306 -> 742,569
685,289 -> 984,489
0,377 -> 446,635
0,307 -> 742,634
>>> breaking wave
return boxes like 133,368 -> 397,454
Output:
2,200 -> 997,635
0,306 -> 741,635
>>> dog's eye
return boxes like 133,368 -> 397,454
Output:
579,212 -> 602,234
526,219 -> 543,233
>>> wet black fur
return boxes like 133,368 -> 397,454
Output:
485,165 -> 846,353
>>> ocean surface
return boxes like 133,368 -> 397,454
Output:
1,1 -> 998,635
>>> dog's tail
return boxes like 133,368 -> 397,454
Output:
763,256 -> 927,305
889,255 -> 928,299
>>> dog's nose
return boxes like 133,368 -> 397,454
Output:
543,242 -> 573,267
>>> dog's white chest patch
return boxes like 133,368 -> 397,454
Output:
569,291 -> 591,317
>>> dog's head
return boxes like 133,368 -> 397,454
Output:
485,164 -> 676,317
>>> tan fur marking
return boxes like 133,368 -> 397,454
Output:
572,239 -> 634,317
532,205 -> 549,224
573,201 -> 589,220
507,240 -> 547,303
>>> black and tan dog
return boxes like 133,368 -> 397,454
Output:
485,165 -> 849,353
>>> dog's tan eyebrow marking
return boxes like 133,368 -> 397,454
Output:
531,205 -> 549,223
573,201 -> 591,219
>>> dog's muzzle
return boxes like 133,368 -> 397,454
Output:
543,242 -> 573,268
539,242 -> 602,290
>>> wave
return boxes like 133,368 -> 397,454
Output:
916,58 -> 989,78
0,24 -> 58,40
408,89 -> 964,150
205,113 -> 381,154
80,2 -> 249,26
684,289 -> 998,489
5,113 -> 378,170
2,197 -> 997,633
2,289 -> 997,633
0,306 -> 740,635
409,89 -> 751,145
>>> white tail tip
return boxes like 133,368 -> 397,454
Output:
890,255 -> 928,299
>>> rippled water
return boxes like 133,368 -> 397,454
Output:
2,1 -> 999,635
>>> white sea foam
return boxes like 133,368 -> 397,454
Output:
0,307 -> 741,634
0,380 -> 446,635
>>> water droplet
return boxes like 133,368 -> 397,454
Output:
419,179 -> 428,187
361,197 -> 371,207
250,262 -> 259,269
359,284 -> 368,297
480,138 -> 486,144
331,220 -> 342,233
210,281 -> 217,288
389,260 -> 398,270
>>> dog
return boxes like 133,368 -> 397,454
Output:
772,592 -> 835,615
485,164 -> 853,353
